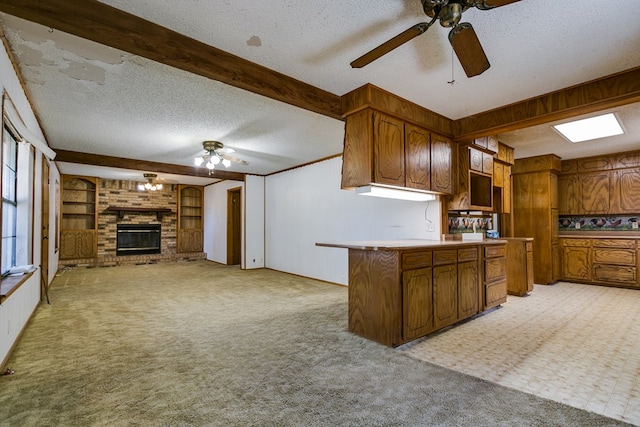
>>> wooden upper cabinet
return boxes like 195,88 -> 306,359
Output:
373,112 -> 405,187
558,174 -> 580,215
482,153 -> 493,175
405,123 -> 431,191
493,162 -> 504,187
612,169 -> 640,214
486,135 -> 499,154
341,109 -> 452,195
581,171 -> 611,214
469,147 -> 483,172
430,134 -> 454,195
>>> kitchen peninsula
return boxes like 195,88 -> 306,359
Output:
317,239 -> 507,347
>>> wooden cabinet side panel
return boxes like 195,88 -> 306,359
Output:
348,250 -> 401,347
431,134 -> 454,195
341,110 -> 373,189
373,112 -> 405,186
433,264 -> 458,329
405,123 -> 431,191
402,267 -> 434,341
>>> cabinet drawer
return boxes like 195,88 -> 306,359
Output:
486,279 -> 507,308
593,248 -> 636,266
458,247 -> 478,262
484,245 -> 506,258
485,258 -> 506,282
592,239 -> 636,249
525,241 -> 533,252
593,264 -> 636,284
402,251 -> 432,270
562,239 -> 591,247
433,250 -> 457,265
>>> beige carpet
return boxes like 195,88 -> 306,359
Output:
401,282 -> 640,426
0,262 -> 632,426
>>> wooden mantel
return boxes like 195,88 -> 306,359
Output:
106,206 -> 172,221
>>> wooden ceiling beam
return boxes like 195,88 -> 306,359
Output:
0,0 -> 343,120
454,67 -> 640,141
55,150 -> 246,182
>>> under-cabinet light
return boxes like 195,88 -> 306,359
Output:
355,185 -> 436,202
553,113 -> 624,143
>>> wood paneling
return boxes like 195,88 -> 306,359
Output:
342,84 -> 453,136
0,0 -> 342,120
454,67 -> 640,140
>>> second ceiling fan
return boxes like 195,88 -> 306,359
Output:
351,0 -> 521,77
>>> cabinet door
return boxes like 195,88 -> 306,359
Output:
486,135 -> 499,154
558,175 -> 580,215
562,246 -> 591,281
404,123 -> 431,191
433,264 -> 458,329
581,172 -> 611,214
493,162 -> 504,187
373,112 -> 405,186
458,260 -> 478,319
430,134 -> 454,195
482,153 -> 493,175
402,267 -> 433,341
469,147 -> 483,172
614,170 -> 640,213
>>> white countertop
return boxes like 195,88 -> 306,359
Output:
316,239 -> 506,251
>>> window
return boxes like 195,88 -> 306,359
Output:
2,125 -> 18,275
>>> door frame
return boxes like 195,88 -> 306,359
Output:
226,186 -> 242,265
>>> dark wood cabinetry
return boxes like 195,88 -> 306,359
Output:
449,146 -> 493,212
560,237 -> 639,288
60,175 -> 98,259
177,185 -> 204,253
504,238 -> 534,296
341,109 -> 453,195
325,241 -> 505,347
512,155 -> 561,285
559,150 -> 640,216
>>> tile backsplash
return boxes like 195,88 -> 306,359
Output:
448,216 -> 493,234
559,216 -> 640,232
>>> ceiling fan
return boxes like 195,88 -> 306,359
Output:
350,0 -> 521,77
194,140 -> 248,171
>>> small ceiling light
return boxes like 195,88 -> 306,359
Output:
138,173 -> 163,191
355,185 -> 437,202
553,113 -> 624,143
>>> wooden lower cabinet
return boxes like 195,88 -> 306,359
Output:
343,242 -> 504,347
402,267 -> 433,341
433,263 -> 458,330
484,245 -> 507,309
61,230 -> 97,259
504,238 -> 534,296
560,237 -> 639,288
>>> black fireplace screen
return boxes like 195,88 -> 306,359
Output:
116,224 -> 161,256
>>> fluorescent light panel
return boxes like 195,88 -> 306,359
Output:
355,185 -> 436,202
553,113 -> 623,143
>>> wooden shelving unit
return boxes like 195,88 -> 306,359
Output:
177,185 -> 204,253
60,175 -> 98,259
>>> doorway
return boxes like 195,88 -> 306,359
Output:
227,187 -> 242,265
40,159 -> 50,298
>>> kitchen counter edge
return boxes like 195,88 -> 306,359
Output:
316,239 -> 507,251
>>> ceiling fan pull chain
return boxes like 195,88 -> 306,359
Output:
447,48 -> 456,85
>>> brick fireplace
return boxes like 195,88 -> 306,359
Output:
59,178 -> 205,268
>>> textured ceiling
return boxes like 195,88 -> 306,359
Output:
1,1 -> 639,183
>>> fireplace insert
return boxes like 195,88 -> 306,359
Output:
116,224 -> 161,256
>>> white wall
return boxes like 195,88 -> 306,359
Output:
265,157 -> 441,285
244,175 -> 265,269
203,180 -> 244,264
0,41 -> 59,366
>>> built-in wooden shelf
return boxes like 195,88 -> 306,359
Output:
106,206 -> 172,220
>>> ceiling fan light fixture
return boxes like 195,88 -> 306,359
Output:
439,2 -> 462,27
194,157 -> 205,166
222,159 -> 231,168
139,173 -> 163,191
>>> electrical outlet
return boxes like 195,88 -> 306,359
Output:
633,222 -> 638,229
575,222 -> 581,229
427,222 -> 435,232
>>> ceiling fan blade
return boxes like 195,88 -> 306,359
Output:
449,22 -> 490,77
474,0 -> 520,10
350,20 -> 435,68
220,154 -> 249,165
